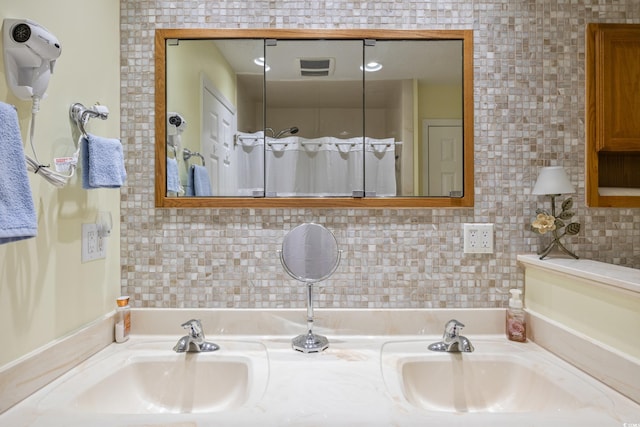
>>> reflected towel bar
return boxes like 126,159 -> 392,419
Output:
183,148 -> 205,166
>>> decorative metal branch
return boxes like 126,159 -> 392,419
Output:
531,196 -> 580,259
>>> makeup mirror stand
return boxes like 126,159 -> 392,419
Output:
279,223 -> 341,353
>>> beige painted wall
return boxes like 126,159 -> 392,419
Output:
418,84 -> 463,120
0,0 -> 121,367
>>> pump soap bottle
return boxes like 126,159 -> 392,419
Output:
506,289 -> 526,342
115,296 -> 131,343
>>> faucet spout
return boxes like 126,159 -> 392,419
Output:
428,319 -> 474,353
173,319 -> 220,353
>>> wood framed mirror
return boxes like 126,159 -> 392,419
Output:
155,29 -> 474,208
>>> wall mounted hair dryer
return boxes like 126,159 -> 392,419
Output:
167,112 -> 187,148
167,113 -> 187,135
2,18 -> 62,101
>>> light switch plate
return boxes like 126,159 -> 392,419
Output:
463,223 -> 494,254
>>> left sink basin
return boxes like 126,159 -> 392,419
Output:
38,339 -> 269,414
73,355 -> 250,413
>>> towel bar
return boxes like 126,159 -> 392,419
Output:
69,103 -> 109,138
183,148 -> 205,166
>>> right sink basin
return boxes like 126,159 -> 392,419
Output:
382,339 -> 614,414
400,355 -> 580,413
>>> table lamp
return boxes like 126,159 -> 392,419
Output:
531,166 -> 580,259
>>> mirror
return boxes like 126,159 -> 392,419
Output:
280,223 -> 341,352
155,29 -> 474,208
280,223 -> 341,283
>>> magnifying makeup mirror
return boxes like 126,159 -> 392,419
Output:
280,223 -> 341,353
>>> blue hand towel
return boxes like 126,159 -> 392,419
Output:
81,134 -> 126,189
0,102 -> 37,245
166,157 -> 180,193
185,164 -> 195,196
192,165 -> 212,196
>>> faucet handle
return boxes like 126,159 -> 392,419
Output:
443,319 -> 465,339
181,319 -> 204,339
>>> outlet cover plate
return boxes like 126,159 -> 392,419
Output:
463,223 -> 494,254
82,223 -> 106,262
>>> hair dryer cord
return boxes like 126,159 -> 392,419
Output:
25,97 -> 79,187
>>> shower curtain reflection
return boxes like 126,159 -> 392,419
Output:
264,136 -> 398,197
236,131 -> 265,196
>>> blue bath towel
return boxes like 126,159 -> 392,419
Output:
191,165 -> 212,196
0,102 -> 37,245
166,157 -> 180,193
81,134 -> 127,189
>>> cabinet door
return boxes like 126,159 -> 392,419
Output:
586,24 -> 640,207
595,25 -> 640,152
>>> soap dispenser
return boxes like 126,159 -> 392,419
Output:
115,296 -> 131,343
506,289 -> 526,342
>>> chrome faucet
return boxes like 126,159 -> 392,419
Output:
428,319 -> 474,353
173,319 -> 219,353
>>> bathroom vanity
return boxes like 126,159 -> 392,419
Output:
1,255 -> 639,425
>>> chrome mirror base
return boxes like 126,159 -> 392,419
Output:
292,331 -> 329,353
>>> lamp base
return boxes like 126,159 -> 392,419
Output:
536,194 -> 579,260
538,237 -> 578,260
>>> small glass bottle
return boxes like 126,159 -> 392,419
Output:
506,289 -> 526,342
115,296 -> 131,343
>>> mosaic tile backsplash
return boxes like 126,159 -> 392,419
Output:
120,0 -> 640,308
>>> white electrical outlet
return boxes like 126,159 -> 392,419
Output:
82,223 -> 107,262
463,223 -> 494,254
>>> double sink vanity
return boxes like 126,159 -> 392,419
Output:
2,306 -> 639,426
1,254 -> 639,425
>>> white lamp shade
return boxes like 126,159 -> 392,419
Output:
532,166 -> 575,195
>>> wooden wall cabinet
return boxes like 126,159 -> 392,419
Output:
586,23 -> 640,207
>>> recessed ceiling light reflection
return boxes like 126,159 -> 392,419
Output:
361,61 -> 383,72
253,57 -> 271,72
